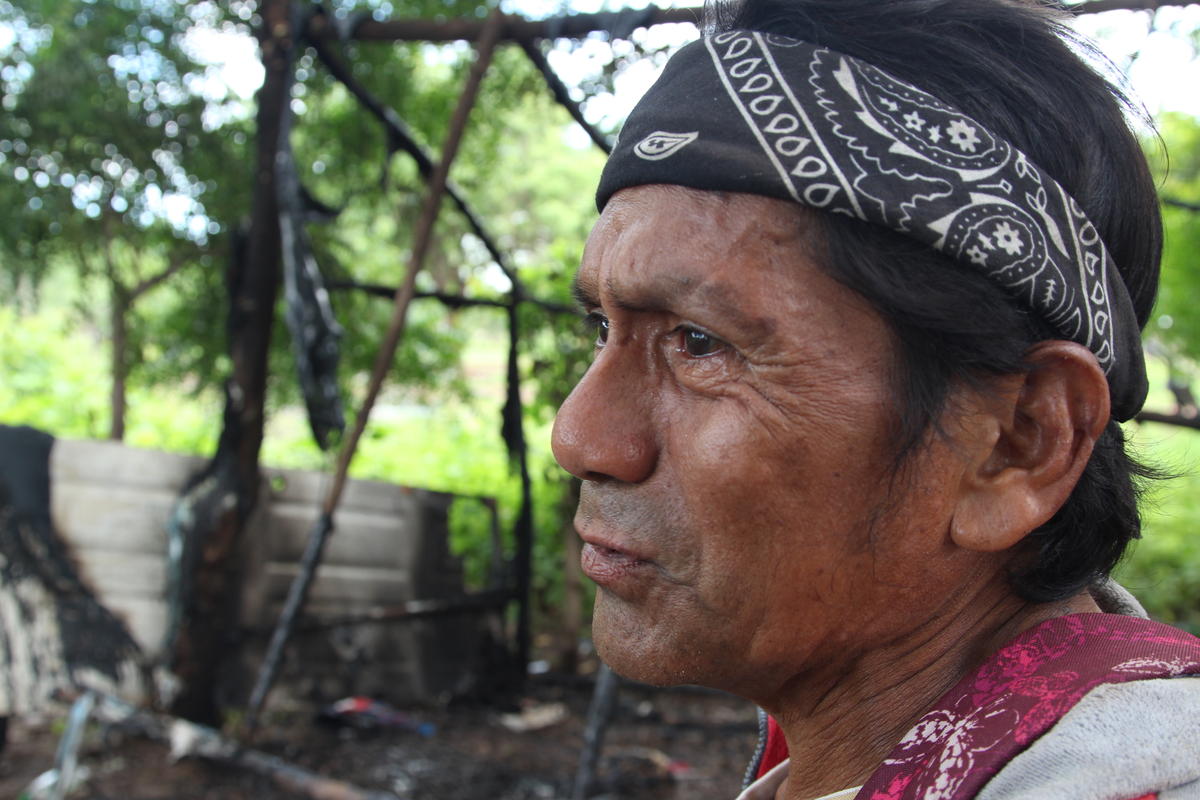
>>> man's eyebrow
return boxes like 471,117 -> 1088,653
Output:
685,279 -> 777,340
594,270 -> 777,340
572,273 -> 600,309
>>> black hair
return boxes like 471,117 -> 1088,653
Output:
708,0 -> 1163,602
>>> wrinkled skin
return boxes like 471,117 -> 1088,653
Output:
551,185 -> 1103,795
554,185 -> 998,695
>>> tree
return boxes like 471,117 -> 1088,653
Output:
0,0 -> 721,720
0,0 -> 252,439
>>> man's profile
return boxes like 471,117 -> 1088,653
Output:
551,1 -> 1200,798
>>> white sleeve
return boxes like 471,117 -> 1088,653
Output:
975,677 -> 1200,800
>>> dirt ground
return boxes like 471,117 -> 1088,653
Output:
0,676 -> 759,799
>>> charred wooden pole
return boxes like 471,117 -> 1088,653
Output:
92,693 -> 400,800
573,663 -> 621,800
267,588 -> 514,635
242,10 -> 507,736
242,511 -> 331,739
167,0 -> 294,725
502,301 -> 535,673
559,478 -> 584,673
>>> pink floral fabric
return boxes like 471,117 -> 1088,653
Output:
857,613 -> 1200,800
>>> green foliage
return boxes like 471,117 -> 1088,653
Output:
0,303 -> 223,451
0,0 -> 251,260
124,385 -> 222,455
0,0 -> 627,639
0,306 -> 109,438
1121,112 -> 1200,632
1146,113 -> 1200,360
12,0 -> 1198,648
0,0 -> 253,424
1118,422 -> 1200,634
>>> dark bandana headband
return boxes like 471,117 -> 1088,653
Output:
597,31 -> 1148,420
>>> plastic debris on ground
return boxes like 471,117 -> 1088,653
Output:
497,701 -> 569,733
316,697 -> 437,737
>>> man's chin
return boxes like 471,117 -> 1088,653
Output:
591,591 -> 703,688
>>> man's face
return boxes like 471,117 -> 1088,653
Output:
552,185 -> 978,701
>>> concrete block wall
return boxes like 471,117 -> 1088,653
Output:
49,438 -> 486,706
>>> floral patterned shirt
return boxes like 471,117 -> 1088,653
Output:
752,613 -> 1200,800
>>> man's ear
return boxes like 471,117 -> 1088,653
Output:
950,340 -> 1111,553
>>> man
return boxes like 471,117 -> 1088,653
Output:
550,0 -> 1200,798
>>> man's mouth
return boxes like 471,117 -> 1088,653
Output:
579,541 -> 653,586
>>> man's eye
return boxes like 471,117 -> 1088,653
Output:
678,327 -> 724,358
584,312 -> 610,346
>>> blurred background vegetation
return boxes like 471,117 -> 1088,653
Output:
1,0 -> 1199,663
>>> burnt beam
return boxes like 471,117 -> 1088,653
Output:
307,5 -> 701,44
306,1 -> 1187,45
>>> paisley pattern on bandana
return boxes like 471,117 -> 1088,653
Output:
597,31 -> 1148,420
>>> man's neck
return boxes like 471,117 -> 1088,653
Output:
762,581 -> 1100,800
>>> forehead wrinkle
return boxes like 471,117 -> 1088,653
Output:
604,268 -> 687,313
604,261 -> 777,342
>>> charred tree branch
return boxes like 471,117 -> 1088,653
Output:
308,27 -> 527,295
519,39 -> 612,154
326,279 -> 577,315
305,1 -> 1174,44
1163,197 -> 1200,213
1060,0 -> 1196,13
1134,409 -> 1200,430
307,5 -> 701,44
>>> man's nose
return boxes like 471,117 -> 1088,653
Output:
551,347 -> 658,484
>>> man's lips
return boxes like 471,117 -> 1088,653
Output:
577,532 -> 656,588
580,542 -> 652,585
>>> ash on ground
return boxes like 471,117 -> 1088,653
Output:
0,677 -> 758,799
